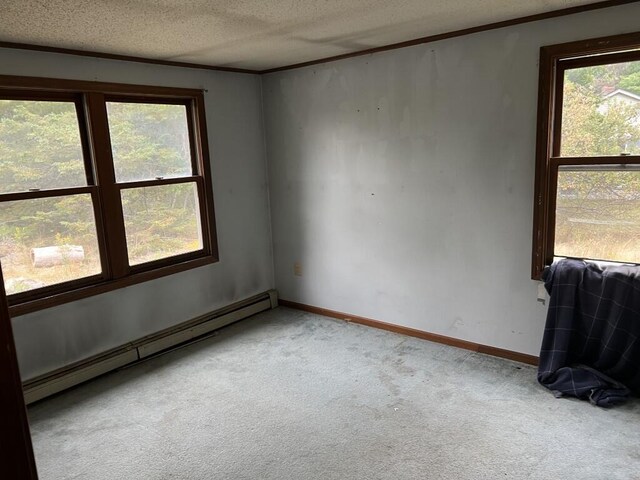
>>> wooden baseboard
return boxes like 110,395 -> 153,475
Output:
279,300 -> 539,366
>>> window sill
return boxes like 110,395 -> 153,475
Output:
8,255 -> 217,317
552,256 -> 640,268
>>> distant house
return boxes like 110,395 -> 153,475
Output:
603,88 -> 640,106
598,89 -> 640,149
599,88 -> 640,117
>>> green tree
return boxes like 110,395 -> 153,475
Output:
619,71 -> 640,96
561,81 -> 640,156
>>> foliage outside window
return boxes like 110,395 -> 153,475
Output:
532,33 -> 640,279
0,77 -> 217,315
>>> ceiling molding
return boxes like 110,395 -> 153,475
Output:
0,41 -> 259,75
261,0 -> 640,74
0,0 -> 636,76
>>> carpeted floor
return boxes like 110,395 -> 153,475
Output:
28,307 -> 640,480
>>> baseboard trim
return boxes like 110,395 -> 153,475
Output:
22,350 -> 139,405
23,289 -> 278,404
279,300 -> 539,366
136,298 -> 271,359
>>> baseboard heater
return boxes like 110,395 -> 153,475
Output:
22,289 -> 278,405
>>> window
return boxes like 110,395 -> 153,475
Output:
532,32 -> 640,279
0,76 -> 217,315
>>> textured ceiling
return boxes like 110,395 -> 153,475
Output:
1,0 -> 608,71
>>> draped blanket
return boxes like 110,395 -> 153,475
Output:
538,259 -> 640,407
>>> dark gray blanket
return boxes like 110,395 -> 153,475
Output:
538,259 -> 640,407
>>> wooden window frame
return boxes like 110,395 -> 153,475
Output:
532,31 -> 640,279
0,266 -> 38,479
0,75 -> 218,316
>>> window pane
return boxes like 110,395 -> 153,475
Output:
121,183 -> 202,265
561,61 -> 640,157
555,166 -> 640,263
107,102 -> 193,183
0,194 -> 101,295
0,100 -> 87,194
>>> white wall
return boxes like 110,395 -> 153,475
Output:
0,49 -> 274,380
262,3 -> 640,356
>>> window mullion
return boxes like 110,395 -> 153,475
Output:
116,176 -> 199,190
0,186 -> 93,202
185,100 -> 200,175
545,161 -> 560,268
192,177 -> 211,255
551,63 -> 565,158
84,92 -> 129,279
194,93 -> 218,259
75,98 -> 97,186
551,155 -> 640,165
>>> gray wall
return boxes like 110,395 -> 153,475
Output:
4,4 -> 639,378
0,49 -> 274,380
262,3 -> 640,356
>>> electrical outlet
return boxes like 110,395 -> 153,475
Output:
294,262 -> 303,276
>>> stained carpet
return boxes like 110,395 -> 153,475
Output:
28,307 -> 640,479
